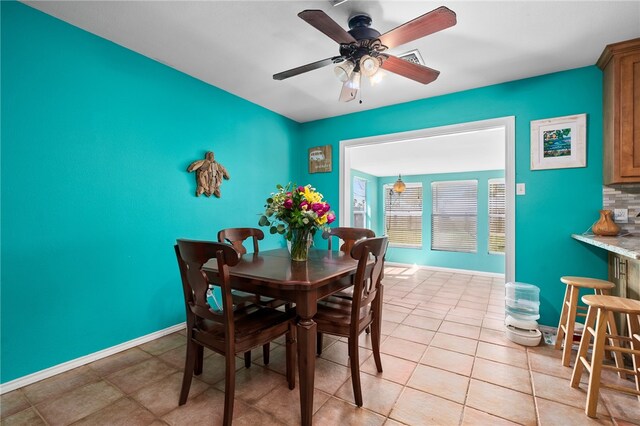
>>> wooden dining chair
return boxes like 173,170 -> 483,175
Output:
314,236 -> 388,407
175,239 -> 296,426
216,228 -> 267,308
322,227 -> 375,254
318,227 -> 376,355
217,227 -> 293,365
217,227 -> 263,256
216,229 -> 292,312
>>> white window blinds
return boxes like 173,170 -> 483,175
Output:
384,183 -> 422,248
431,180 -> 478,253
488,178 -> 506,254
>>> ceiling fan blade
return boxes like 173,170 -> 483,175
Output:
380,55 -> 440,84
339,79 -> 357,102
378,6 -> 456,50
273,57 -> 338,80
298,10 -> 357,44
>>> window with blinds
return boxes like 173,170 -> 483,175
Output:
431,180 -> 478,253
488,178 -> 506,254
384,183 -> 422,248
353,176 -> 367,228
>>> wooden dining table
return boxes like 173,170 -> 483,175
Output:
202,247 -> 364,426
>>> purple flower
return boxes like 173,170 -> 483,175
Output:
311,202 -> 324,213
298,186 -> 305,193
283,198 -> 293,209
326,212 -> 336,224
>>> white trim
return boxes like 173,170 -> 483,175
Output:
0,322 -> 186,394
538,325 -> 557,334
384,261 -> 505,279
504,116 -> 516,283
340,116 -> 516,283
339,140 -> 349,228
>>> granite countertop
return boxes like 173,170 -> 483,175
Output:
571,233 -> 640,260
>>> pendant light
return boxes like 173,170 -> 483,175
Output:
393,174 -> 406,193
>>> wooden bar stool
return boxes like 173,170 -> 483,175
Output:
555,276 -> 624,371
570,295 -> 640,418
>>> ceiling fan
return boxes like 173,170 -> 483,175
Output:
273,6 -> 457,102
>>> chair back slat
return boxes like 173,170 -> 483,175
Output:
217,228 -> 264,255
175,239 -> 240,334
349,237 -> 388,327
322,227 -> 375,253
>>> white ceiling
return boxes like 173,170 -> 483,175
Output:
23,1 -> 640,123
350,127 -> 505,176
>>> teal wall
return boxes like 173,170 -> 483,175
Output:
1,3 -> 298,383
351,169 -> 380,235
1,1 -> 609,384
298,66 -> 607,327
378,171 -> 505,274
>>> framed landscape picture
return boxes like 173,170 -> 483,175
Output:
308,145 -> 332,173
530,113 -> 586,170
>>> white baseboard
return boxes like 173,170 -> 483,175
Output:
0,322 -> 186,394
384,261 -> 506,279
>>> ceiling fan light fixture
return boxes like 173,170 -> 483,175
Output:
334,61 -> 355,82
360,55 -> 380,77
369,69 -> 386,86
346,70 -> 361,90
393,174 -> 406,193
274,7 -> 457,103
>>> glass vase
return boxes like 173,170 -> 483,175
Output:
290,228 -> 312,261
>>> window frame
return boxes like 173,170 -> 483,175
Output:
352,176 -> 367,228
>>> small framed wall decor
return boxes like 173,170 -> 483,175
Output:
308,145 -> 332,173
530,113 -> 587,170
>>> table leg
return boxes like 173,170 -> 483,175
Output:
297,317 -> 316,426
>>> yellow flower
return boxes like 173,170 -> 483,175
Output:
304,186 -> 322,204
316,214 -> 327,225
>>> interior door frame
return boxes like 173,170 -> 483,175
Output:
339,116 -> 516,282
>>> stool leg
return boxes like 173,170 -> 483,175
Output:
562,285 -> 580,367
606,310 -> 627,380
571,305 -> 596,388
555,284 -> 570,350
585,308 -> 608,418
597,288 -> 620,369
627,312 -> 640,400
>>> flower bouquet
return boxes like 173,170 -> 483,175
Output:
259,183 -> 335,261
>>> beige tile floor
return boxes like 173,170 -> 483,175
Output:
2,267 -> 639,425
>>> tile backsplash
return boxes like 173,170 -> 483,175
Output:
603,184 -> 640,234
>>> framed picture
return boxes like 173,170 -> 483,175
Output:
308,145 -> 332,173
530,114 -> 586,170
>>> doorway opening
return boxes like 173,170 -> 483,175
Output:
339,117 -> 515,282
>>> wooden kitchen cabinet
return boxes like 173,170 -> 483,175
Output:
597,38 -> 640,184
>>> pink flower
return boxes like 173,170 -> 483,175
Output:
326,212 -> 336,224
298,186 -> 305,193
300,201 -> 309,210
311,202 -> 325,213
286,192 -> 292,197
283,198 -> 293,209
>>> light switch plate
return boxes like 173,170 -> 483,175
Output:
614,208 -> 628,223
516,183 -> 526,195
